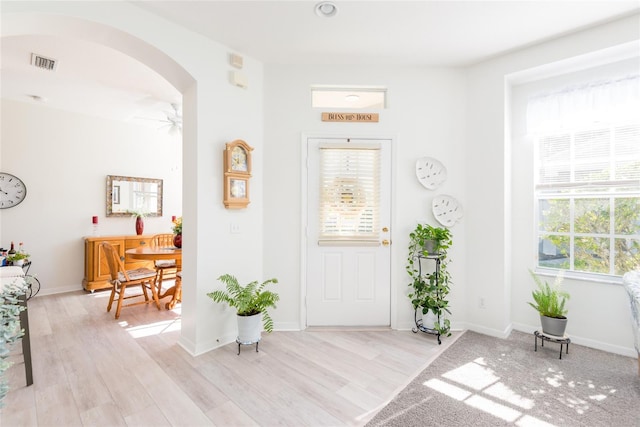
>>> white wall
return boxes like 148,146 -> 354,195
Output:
2,3 -> 637,358
0,99 -> 182,293
465,14 -> 639,356
263,65 -> 468,331
1,1 -> 264,356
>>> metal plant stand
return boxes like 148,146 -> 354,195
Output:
412,254 -> 443,345
236,338 -> 260,355
534,330 -> 571,359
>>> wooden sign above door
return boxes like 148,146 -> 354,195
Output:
321,112 -> 379,123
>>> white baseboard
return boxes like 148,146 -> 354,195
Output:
273,321 -> 301,331
511,322 -> 636,358
34,284 -> 85,296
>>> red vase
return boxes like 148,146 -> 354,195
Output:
135,217 -> 144,235
173,233 -> 182,248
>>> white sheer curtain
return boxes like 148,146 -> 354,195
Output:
526,74 -> 640,134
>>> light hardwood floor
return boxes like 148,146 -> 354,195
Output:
1,288 -> 458,426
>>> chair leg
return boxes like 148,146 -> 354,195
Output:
115,284 -> 127,319
107,284 -> 117,313
141,281 -> 149,301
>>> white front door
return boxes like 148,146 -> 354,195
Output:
305,137 -> 392,326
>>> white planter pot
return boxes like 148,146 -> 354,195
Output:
237,313 -> 262,345
14,259 -> 25,266
422,310 -> 439,329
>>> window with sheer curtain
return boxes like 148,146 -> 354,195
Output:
527,74 -> 640,278
318,143 -> 380,245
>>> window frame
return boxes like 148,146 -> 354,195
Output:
531,106 -> 639,282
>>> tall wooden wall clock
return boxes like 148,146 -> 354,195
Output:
223,139 -> 253,209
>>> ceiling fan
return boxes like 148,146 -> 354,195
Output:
134,102 -> 182,135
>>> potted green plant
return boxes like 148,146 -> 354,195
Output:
6,252 -> 29,267
207,274 -> 279,351
171,216 -> 182,248
528,269 -> 569,336
406,223 -> 453,337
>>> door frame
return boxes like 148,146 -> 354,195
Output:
300,132 -> 398,330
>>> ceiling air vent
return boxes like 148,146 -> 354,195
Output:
30,53 -> 57,71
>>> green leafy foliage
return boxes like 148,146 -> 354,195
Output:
5,252 -> 29,262
207,274 -> 279,333
540,197 -> 640,275
528,269 -> 569,319
406,224 -> 453,336
1,278 -> 27,407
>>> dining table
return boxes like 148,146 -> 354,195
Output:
125,246 -> 182,309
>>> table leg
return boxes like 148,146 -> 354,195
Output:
158,280 -> 182,310
19,295 -> 33,386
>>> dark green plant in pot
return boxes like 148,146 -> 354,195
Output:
207,274 -> 279,332
406,223 -> 453,336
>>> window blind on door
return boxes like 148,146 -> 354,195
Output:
318,142 -> 380,245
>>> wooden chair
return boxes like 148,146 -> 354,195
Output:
151,233 -> 178,294
100,241 -> 161,319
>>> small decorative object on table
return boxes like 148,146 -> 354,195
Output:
6,242 -> 29,267
128,210 -> 147,235
172,216 -> 182,248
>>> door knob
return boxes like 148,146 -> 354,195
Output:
382,239 -> 390,246
382,227 -> 389,233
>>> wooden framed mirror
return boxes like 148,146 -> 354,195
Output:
106,175 -> 163,217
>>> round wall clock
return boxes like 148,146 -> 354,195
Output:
0,172 -> 27,209
416,157 -> 447,190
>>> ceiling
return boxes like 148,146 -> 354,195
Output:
1,1 -> 638,125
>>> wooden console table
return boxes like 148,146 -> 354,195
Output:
83,235 -> 155,292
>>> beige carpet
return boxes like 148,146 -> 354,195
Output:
367,330 -> 640,427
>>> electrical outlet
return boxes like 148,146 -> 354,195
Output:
479,297 -> 486,309
230,223 -> 241,234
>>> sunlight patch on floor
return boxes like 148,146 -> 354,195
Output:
125,318 -> 181,338
423,378 -> 471,401
421,357 -> 559,427
516,415 -> 557,427
89,291 -> 111,299
442,361 -> 500,390
484,381 -> 535,409
545,371 -> 565,387
465,394 -> 521,422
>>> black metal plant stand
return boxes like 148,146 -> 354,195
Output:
534,330 -> 570,359
20,260 -> 41,300
412,254 -> 443,345
236,338 -> 260,355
